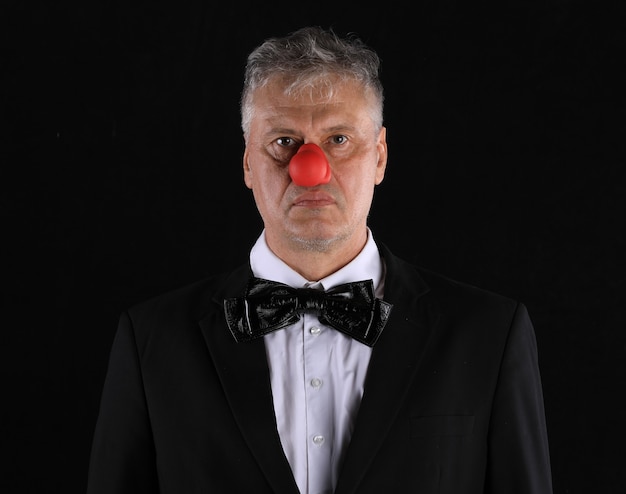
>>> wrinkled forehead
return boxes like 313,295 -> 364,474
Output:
242,73 -> 382,140
254,73 -> 372,106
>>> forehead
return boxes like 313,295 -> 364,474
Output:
250,77 -> 376,127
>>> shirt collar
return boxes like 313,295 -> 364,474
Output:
249,228 -> 384,294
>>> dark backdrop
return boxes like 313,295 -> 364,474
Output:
2,0 -> 625,492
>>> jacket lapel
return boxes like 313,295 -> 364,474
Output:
197,246 -> 440,494
335,245 -> 440,494
197,265 -> 300,494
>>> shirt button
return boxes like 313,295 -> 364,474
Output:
310,378 -> 322,388
309,326 -> 321,335
312,435 -> 325,445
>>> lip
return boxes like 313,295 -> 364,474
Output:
292,191 -> 335,207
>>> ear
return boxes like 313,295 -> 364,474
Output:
374,126 -> 388,185
243,147 -> 253,189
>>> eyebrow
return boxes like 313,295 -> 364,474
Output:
264,124 -> 357,137
265,127 -> 297,136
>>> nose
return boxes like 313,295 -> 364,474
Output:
288,143 -> 331,186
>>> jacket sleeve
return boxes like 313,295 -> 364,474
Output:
87,312 -> 159,494
487,303 -> 553,493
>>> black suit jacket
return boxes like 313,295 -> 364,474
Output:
87,244 -> 552,493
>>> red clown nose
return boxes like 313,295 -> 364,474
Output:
288,143 -> 331,186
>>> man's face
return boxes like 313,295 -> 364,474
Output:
243,78 -> 387,256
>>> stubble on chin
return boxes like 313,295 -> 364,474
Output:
287,235 -> 336,253
286,225 -> 353,253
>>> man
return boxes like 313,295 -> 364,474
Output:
87,26 -> 553,493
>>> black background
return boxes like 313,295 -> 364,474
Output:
2,0 -> 625,492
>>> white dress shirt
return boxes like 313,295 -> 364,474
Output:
249,229 -> 385,494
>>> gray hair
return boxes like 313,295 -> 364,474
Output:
240,26 -> 384,140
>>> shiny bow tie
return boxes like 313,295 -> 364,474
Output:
224,277 -> 393,347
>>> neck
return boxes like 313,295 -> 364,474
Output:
266,229 -> 368,282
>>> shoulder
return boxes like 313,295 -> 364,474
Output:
417,265 -> 523,322
125,263 -> 250,329
380,242 -> 523,323
419,265 -> 516,305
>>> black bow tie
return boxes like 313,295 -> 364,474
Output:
224,277 -> 393,347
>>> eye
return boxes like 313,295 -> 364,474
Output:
330,135 -> 348,145
276,137 -> 298,148
269,137 -> 300,163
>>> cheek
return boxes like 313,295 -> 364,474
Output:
252,168 -> 290,206
349,170 -> 378,208
247,155 -> 287,188
337,160 -> 379,189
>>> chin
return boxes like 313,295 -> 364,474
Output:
283,218 -> 352,252
287,228 -> 347,253
293,237 -> 335,253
